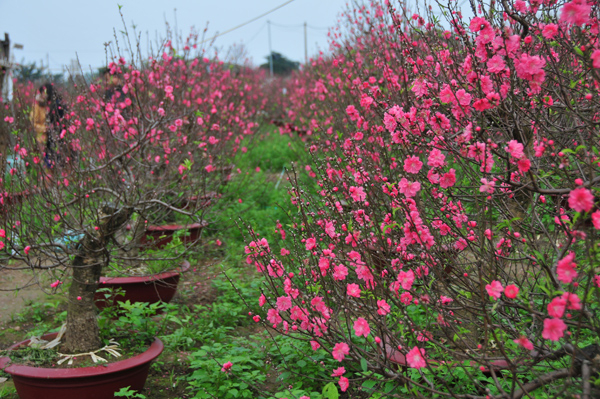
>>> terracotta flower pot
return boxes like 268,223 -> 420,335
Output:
140,222 -> 207,249
94,260 -> 190,310
0,333 -> 163,399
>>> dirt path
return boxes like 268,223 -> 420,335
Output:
0,266 -> 58,325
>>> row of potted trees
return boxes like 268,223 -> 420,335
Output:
0,34 -> 266,398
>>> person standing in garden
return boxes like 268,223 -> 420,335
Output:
101,67 -> 125,104
30,83 -> 65,168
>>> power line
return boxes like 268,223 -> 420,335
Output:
270,22 -> 304,29
269,22 -> 330,31
200,0 -> 295,44
246,22 -> 267,45
307,24 -> 330,31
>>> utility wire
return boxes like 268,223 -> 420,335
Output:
246,22 -> 267,45
270,22 -> 330,31
270,22 -> 304,28
200,0 -> 295,44
307,24 -> 330,30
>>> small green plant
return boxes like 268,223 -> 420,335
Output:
114,386 -> 146,398
99,301 -> 166,349
105,234 -> 188,278
187,339 -> 269,399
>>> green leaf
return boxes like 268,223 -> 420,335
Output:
322,382 -> 339,399
278,371 -> 291,381
362,380 -> 377,389
384,382 -> 397,393
361,357 -> 368,372
296,359 -> 307,368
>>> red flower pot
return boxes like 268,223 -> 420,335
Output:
140,222 -> 207,249
0,333 -> 163,399
94,260 -> 190,310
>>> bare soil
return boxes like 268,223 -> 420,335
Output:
0,265 -> 58,324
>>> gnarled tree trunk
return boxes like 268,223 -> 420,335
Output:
62,205 -> 132,354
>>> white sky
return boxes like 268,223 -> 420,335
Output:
1,0 -> 351,74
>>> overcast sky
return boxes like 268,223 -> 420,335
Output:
1,0 -> 351,74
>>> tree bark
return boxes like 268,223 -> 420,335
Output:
62,205 -> 133,354
62,249 -> 103,353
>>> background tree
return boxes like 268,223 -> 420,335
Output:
13,60 -> 45,82
260,51 -> 299,76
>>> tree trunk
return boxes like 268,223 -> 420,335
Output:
61,205 -> 133,354
62,251 -> 103,353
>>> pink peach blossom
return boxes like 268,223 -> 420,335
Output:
504,284 -> 519,299
398,178 -> 421,198
339,376 -> 349,392
427,149 -> 445,167
221,361 -> 233,373
377,299 -> 391,315
560,0 -> 591,26
568,187 -> 594,212
592,210 -> 600,229
305,237 -> 317,250
439,169 -> 456,188
561,292 -> 581,310
349,186 -> 366,202
404,156 -> 423,174
406,346 -> 426,368
354,317 -> 371,337
332,342 -> 350,361
347,283 -> 361,297
542,318 -> 567,341
513,336 -> 534,350
592,50 -> 600,69
547,297 -> 566,318
479,178 -> 495,194
398,270 -> 415,290
485,280 -> 503,300
557,252 -> 578,284
542,24 -> 558,39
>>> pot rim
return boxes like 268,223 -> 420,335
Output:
1,333 -> 163,379
99,260 -> 190,284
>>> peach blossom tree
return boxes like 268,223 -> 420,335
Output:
246,0 -> 600,397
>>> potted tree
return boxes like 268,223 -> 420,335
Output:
0,36 -> 263,398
